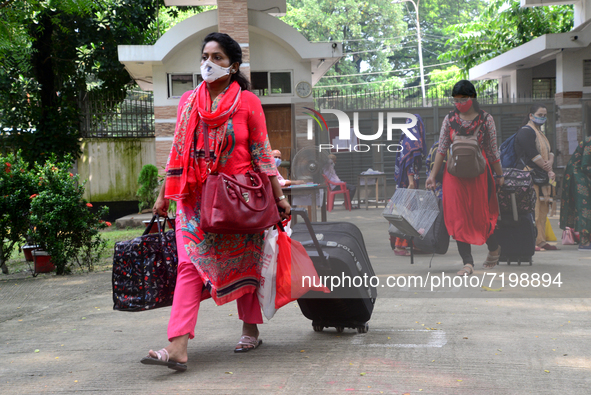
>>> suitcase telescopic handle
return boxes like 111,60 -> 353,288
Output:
290,208 -> 329,268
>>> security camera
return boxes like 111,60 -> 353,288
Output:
332,42 -> 338,49
571,35 -> 578,41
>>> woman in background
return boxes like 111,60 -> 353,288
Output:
391,114 -> 426,256
560,136 -> 591,250
426,80 -> 503,276
514,104 -> 558,251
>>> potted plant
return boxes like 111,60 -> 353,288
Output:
28,155 -> 109,274
31,250 -> 55,275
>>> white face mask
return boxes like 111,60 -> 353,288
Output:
200,59 -> 232,83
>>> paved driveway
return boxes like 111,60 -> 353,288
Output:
1,208 -> 590,394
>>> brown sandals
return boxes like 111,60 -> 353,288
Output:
483,246 -> 501,269
456,264 -> 474,276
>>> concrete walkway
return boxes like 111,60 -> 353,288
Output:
1,207 -> 590,394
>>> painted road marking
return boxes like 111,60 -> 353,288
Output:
351,329 -> 447,348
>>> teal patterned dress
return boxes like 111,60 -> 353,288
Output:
560,136 -> 591,239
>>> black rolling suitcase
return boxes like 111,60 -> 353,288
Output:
289,208 -> 377,334
494,213 -> 537,265
495,169 -> 538,265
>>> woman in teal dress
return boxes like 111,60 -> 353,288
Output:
560,136 -> 591,250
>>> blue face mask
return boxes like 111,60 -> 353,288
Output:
274,158 -> 282,168
531,115 -> 547,125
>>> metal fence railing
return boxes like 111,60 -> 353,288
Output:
313,82 -> 554,111
79,89 -> 154,138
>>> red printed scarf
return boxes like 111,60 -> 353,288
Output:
165,81 -> 242,200
448,109 -> 488,137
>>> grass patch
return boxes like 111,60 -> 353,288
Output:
2,227 -> 147,276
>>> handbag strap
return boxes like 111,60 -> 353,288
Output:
195,121 -> 226,176
142,213 -> 171,237
203,122 -> 211,165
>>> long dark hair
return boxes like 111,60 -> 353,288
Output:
451,79 -> 480,112
201,32 -> 250,91
521,104 -> 547,127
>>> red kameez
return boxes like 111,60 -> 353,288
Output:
168,87 -> 276,305
437,113 -> 500,245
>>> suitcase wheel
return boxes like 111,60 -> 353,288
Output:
335,326 -> 345,333
517,259 -> 521,265
312,324 -> 324,332
357,323 -> 369,334
529,258 -> 533,266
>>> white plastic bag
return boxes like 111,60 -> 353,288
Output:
258,221 -> 292,320
256,221 -> 285,320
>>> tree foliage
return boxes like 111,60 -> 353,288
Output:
282,0 -> 407,91
136,164 -> 160,213
0,153 -> 37,272
282,0 -> 487,95
439,0 -> 574,77
389,0 -> 487,85
0,0 -> 202,164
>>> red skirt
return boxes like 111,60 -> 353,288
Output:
442,159 -> 498,245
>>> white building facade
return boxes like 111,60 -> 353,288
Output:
118,0 -> 342,174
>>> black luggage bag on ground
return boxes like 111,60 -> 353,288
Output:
112,215 -> 178,311
495,173 -> 538,266
290,208 -> 377,334
494,212 -> 537,266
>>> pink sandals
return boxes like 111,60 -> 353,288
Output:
140,348 -> 187,372
234,335 -> 263,353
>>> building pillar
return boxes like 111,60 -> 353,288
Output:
217,0 -> 250,81
555,51 -> 584,168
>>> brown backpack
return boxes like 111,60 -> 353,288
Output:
446,124 -> 486,178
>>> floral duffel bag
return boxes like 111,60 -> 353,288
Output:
497,168 -> 537,216
112,215 -> 178,311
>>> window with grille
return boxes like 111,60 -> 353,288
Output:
250,71 -> 292,96
532,78 -> 555,99
168,74 -> 193,98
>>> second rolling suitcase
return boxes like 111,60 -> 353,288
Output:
289,208 -> 377,334
494,213 -> 537,265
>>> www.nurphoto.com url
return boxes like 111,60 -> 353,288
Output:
302,272 -> 563,292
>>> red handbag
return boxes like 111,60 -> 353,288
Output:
199,124 -> 280,234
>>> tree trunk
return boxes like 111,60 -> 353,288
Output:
30,11 -> 56,139
0,244 -> 8,275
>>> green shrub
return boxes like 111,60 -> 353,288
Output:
136,164 -> 159,213
27,155 -> 109,274
0,153 -> 38,273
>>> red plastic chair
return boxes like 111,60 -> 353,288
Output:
322,174 -> 351,212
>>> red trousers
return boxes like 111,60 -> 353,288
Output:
167,223 -> 263,341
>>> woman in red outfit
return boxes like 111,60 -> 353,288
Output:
426,80 -> 504,276
141,33 -> 290,372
